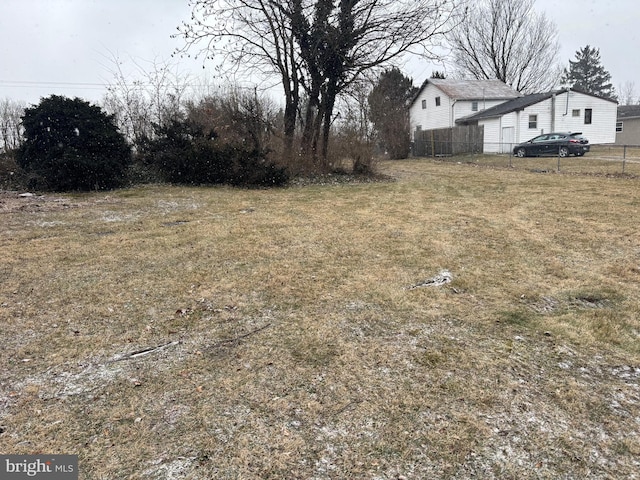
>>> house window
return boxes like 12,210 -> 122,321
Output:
616,121 -> 623,132
472,101 -> 478,112
421,99 -> 426,109
572,109 -> 580,117
528,114 -> 537,129
584,108 -> 592,124
435,96 -> 441,107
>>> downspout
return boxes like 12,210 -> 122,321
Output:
499,114 -> 503,153
564,89 -> 569,116
451,99 -> 457,127
551,93 -> 556,132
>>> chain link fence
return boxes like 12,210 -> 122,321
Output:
410,141 -> 640,176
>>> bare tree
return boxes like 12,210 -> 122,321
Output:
330,83 -> 377,174
618,81 -> 637,105
448,0 -> 560,93
0,98 -> 25,153
101,53 -> 191,148
186,87 -> 279,153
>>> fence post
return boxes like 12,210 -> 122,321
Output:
557,146 -> 561,172
431,130 -> 435,157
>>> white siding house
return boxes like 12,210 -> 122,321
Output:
409,78 -> 521,136
456,89 -> 618,153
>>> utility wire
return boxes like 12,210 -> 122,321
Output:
0,79 -> 220,89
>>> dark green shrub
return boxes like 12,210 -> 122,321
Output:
141,119 -> 227,185
225,145 -> 289,187
16,95 -> 131,191
144,119 -> 289,187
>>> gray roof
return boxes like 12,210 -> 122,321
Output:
618,105 -> 640,120
456,92 -> 556,124
457,88 -> 617,124
410,78 -> 521,107
431,78 -> 522,100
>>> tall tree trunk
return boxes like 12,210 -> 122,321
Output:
301,86 -> 320,161
282,85 -> 298,155
319,79 -> 338,168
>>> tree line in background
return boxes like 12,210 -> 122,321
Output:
0,0 -> 635,192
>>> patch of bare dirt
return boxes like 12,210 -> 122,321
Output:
0,191 -> 80,214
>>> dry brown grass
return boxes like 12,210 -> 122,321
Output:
1,160 -> 640,479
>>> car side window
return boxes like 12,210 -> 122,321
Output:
532,135 -> 548,143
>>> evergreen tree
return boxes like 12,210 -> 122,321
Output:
17,95 -> 131,191
368,68 -> 418,159
561,45 -> 616,99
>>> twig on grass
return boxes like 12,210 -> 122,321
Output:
208,323 -> 272,350
108,340 -> 181,363
330,399 -> 361,418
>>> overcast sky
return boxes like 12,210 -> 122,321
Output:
1,0 -> 638,106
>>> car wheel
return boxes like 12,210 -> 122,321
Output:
515,148 -> 526,158
559,146 -> 569,157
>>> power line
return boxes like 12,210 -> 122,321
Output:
0,80 -> 105,87
0,79 -> 223,92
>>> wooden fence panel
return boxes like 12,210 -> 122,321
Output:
413,125 -> 484,157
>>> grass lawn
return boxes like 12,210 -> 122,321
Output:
1,159 -> 639,479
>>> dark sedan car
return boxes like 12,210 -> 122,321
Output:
513,132 -> 590,158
